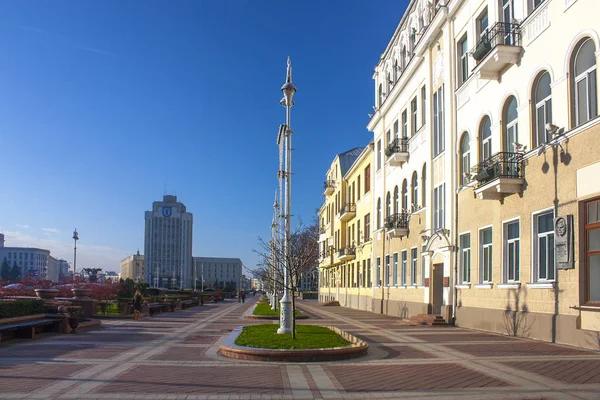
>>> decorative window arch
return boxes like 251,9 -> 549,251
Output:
479,116 -> 492,161
401,45 -> 407,71
377,198 -> 382,229
393,186 -> 399,214
393,60 -> 399,82
386,72 -> 392,93
386,191 -> 392,219
532,71 -> 552,148
460,132 -> 471,186
503,96 -> 518,152
572,38 -> 598,127
411,172 -> 418,207
402,180 -> 408,211
421,164 -> 427,207
378,83 -> 383,107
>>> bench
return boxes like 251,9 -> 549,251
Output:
148,303 -> 171,316
0,318 -> 63,344
181,300 -> 199,310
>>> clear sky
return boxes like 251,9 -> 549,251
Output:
0,0 -> 409,275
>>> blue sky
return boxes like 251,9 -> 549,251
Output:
0,0 -> 409,274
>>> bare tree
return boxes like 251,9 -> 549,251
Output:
252,220 -> 319,338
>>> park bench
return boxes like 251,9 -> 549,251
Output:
0,317 -> 64,344
181,300 -> 199,309
148,303 -> 170,316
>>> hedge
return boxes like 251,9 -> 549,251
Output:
0,299 -> 45,319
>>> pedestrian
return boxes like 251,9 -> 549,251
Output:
237,290 -> 241,303
132,290 -> 143,320
241,291 -> 246,303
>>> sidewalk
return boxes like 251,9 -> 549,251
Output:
0,298 -> 599,399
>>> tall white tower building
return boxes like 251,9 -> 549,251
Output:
144,195 -> 193,289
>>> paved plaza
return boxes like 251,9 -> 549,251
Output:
1,298 -> 600,400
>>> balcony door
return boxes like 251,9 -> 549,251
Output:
502,0 -> 515,45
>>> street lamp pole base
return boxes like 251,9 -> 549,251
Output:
277,292 -> 293,334
271,291 -> 278,311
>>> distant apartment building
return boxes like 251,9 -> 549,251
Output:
0,234 -> 51,279
192,257 -> 242,291
144,195 -> 193,289
120,251 -> 145,282
298,266 -> 319,292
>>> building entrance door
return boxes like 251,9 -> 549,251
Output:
432,263 -> 444,315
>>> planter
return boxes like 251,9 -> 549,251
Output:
35,288 -> 59,300
473,41 -> 492,61
71,288 -> 92,299
68,317 -> 80,332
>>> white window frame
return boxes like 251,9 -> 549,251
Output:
377,139 -> 382,170
479,226 -> 493,283
460,232 -> 471,284
411,97 -> 418,136
401,250 -> 408,286
574,41 -> 598,126
385,255 -> 390,286
376,257 -> 381,286
534,72 -> 552,147
458,34 -> 469,85
411,247 -> 418,285
532,207 -> 556,282
392,252 -> 398,286
481,117 -> 492,161
460,134 -> 471,186
421,254 -> 427,285
503,218 -> 520,283
402,110 -> 408,139
433,85 -> 445,156
434,183 -> 445,230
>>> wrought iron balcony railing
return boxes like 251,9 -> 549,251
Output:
385,137 -> 409,157
339,203 -> 356,216
385,213 -> 410,230
319,225 -> 326,234
471,152 -> 524,188
323,180 -> 336,191
472,22 -> 522,63
338,247 -> 356,258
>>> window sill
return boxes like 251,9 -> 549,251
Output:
417,285 -> 426,289
455,284 -> 471,289
526,282 -> 555,289
406,284 -> 418,289
498,283 -> 521,289
474,283 -> 493,289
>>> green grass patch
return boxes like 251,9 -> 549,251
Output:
253,302 -> 302,316
235,324 -> 351,349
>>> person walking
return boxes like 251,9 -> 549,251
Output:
241,291 -> 246,303
132,290 -> 143,320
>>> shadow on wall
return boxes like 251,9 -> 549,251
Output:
503,286 -> 535,337
585,332 -> 600,350
397,301 -> 409,319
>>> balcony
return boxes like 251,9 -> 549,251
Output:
336,247 -> 356,263
471,22 -> 523,80
323,180 -> 335,196
339,203 -> 356,222
385,137 -> 409,167
385,213 -> 410,238
472,152 -> 525,200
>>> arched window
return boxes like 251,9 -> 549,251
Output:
503,96 -> 518,152
460,133 -> 471,186
533,71 -> 552,147
401,46 -> 407,71
378,83 -> 383,107
573,38 -> 598,126
393,60 -> 398,82
393,186 -> 399,214
386,192 -> 392,219
387,72 -> 391,93
402,180 -> 408,211
480,116 -> 492,161
377,198 -> 382,229
421,164 -> 427,207
411,172 -> 418,207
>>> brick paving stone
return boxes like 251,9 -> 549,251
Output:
182,335 -> 221,345
505,360 -> 600,384
353,334 -> 407,343
0,363 -> 88,393
405,333 -> 518,343
55,333 -> 158,343
149,346 -> 207,361
445,342 -> 594,357
0,343 -> 132,360
379,345 -> 438,359
94,366 -> 285,395
324,364 -> 511,392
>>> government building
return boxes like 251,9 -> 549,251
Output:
318,0 -> 600,349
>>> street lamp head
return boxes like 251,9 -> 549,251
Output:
73,229 -> 79,241
281,56 -> 296,107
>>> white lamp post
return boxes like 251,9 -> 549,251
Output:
278,57 -> 296,335
271,193 -> 279,311
72,229 -> 79,283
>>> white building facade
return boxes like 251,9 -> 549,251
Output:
192,257 -> 242,291
144,195 -> 193,289
0,234 -> 52,280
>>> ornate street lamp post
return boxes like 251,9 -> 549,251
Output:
72,229 -> 79,283
278,57 -> 296,334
